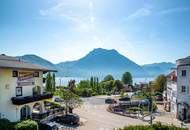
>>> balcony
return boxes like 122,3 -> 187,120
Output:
11,93 -> 53,105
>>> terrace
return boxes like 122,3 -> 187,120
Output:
11,93 -> 53,105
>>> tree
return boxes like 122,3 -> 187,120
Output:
76,80 -> 93,97
68,80 -> 76,93
45,72 -> 53,92
114,80 -> 124,92
96,77 -> 99,87
78,80 -> 91,89
122,72 -> 133,85
154,74 -> 166,93
103,74 -> 114,82
90,76 -> 94,87
104,80 -> 115,93
55,90 -> 82,115
52,73 -> 56,92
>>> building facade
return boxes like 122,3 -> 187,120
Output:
176,56 -> 190,122
0,54 -> 56,122
164,71 -> 177,113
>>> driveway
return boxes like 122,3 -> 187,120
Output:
74,96 -> 147,130
73,96 -> 190,130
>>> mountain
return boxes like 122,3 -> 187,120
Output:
16,48 -> 175,78
141,62 -> 176,76
16,54 -> 58,70
57,48 -> 147,78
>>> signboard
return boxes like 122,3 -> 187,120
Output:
17,72 -> 35,86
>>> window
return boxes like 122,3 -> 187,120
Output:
181,86 -> 186,93
12,70 -> 18,77
16,87 -> 22,96
33,72 -> 39,77
182,70 -> 186,76
33,86 -> 41,96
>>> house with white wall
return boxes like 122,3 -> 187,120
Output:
164,70 -> 177,113
0,54 -> 56,122
176,56 -> 190,122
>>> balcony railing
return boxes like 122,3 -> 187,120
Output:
32,108 -> 64,121
11,93 -> 53,105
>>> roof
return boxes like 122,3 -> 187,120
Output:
166,71 -> 177,82
0,54 -> 57,72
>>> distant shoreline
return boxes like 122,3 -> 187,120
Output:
55,76 -> 155,86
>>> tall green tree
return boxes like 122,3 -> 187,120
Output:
114,80 -> 124,92
52,73 -> 56,92
45,72 -> 53,92
93,77 -> 96,87
154,74 -> 166,93
122,72 -> 133,85
104,80 -> 115,93
96,77 -> 99,87
103,74 -> 114,82
90,76 -> 94,87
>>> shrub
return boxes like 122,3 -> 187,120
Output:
15,120 -> 38,130
0,118 -> 15,130
119,123 -> 187,130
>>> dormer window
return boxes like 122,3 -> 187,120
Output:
182,70 -> 186,76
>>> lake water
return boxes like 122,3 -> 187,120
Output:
56,76 -> 155,86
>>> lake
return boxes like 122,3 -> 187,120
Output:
55,76 -> 155,86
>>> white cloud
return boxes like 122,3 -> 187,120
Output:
126,7 -> 152,20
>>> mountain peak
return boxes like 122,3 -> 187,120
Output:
90,48 -> 118,55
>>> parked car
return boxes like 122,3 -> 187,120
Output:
39,121 -> 58,130
53,114 -> 80,125
119,97 -> 130,102
105,98 -> 117,104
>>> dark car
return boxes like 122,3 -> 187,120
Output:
53,114 -> 80,125
54,97 -> 63,102
105,98 -> 117,104
39,121 -> 58,130
119,97 -> 131,102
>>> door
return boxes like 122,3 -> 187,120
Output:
183,108 -> 187,121
20,106 -> 30,120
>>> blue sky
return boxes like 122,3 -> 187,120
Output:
1,0 -> 190,65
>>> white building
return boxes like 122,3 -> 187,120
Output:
176,56 -> 190,122
164,71 -> 177,113
0,54 -> 56,122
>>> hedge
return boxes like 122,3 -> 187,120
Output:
119,123 -> 187,130
0,118 -> 15,130
15,120 -> 38,130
